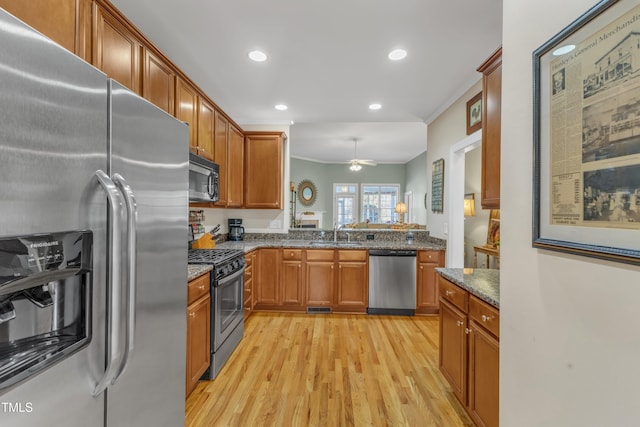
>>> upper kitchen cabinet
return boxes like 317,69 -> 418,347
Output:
175,77 -> 199,154
196,97 -> 215,162
142,49 -> 175,115
213,111 -> 229,206
92,2 -> 141,94
478,47 -> 502,210
0,0 -> 91,61
244,132 -> 285,209
227,125 -> 245,208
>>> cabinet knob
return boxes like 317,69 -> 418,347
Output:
189,312 -> 196,318
481,314 -> 492,322
456,320 -> 463,327
200,148 -> 206,153
465,327 -> 472,334
420,266 -> 423,270
445,290 -> 454,297
199,285 -> 206,291
331,265 -> 334,269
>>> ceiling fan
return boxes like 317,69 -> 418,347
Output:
347,138 -> 377,171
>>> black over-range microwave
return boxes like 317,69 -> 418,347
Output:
189,152 -> 219,202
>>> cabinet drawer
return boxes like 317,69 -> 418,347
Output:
338,249 -> 367,261
188,273 -> 209,305
469,295 -> 499,338
418,250 -> 443,263
245,252 -> 254,266
439,276 -> 468,312
282,249 -> 303,260
244,264 -> 253,281
306,249 -> 334,261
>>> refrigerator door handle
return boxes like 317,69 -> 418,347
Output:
111,173 -> 137,382
93,170 -> 125,397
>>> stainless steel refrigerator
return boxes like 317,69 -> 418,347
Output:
0,8 -> 188,427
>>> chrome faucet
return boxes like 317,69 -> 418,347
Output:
333,223 -> 342,242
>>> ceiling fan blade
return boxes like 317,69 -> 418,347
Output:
359,160 -> 377,166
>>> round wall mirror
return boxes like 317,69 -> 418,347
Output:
297,180 -> 317,206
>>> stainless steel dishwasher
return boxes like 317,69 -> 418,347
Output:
367,249 -> 417,315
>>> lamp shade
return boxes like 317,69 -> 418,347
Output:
394,202 -> 407,214
464,194 -> 476,217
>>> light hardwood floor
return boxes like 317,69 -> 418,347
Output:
185,312 -> 473,426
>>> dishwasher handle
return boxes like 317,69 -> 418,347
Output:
369,249 -> 417,257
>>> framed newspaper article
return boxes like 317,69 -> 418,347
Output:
533,0 -> 640,265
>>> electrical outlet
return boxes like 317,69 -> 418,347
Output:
366,234 -> 374,240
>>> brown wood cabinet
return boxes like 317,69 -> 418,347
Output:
244,132 -> 285,209
305,250 -> 335,307
213,111 -> 229,205
416,250 -> 445,314
227,125 -> 245,208
478,47 -> 502,210
281,250 -> 305,308
175,77 -> 199,154
254,248 -> 281,308
142,48 -> 175,114
0,0 -> 91,60
186,273 -> 210,397
92,3 -> 141,94
439,275 -> 499,427
195,97 -> 215,161
244,251 -> 256,320
334,250 -> 368,313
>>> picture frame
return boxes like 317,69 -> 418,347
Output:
431,158 -> 444,213
533,0 -> 640,265
466,92 -> 482,135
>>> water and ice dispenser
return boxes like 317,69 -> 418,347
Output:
0,231 -> 92,390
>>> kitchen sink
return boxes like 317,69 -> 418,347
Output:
309,241 -> 362,247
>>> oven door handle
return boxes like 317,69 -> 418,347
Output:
216,266 -> 244,286
93,170 -> 125,397
111,173 -> 138,384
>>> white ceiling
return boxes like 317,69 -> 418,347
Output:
111,0 -> 503,164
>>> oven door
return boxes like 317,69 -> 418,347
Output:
212,267 -> 244,350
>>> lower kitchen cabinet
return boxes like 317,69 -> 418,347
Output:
281,249 -> 305,308
186,273 -> 210,397
334,250 -> 368,313
439,275 -> 499,427
244,251 -> 256,320
416,250 -> 445,314
305,250 -> 335,307
254,248 -> 281,308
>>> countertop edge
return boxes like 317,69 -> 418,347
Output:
187,264 -> 213,281
436,268 -> 500,309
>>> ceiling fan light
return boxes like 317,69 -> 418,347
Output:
349,163 -> 362,172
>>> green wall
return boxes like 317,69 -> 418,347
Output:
290,157 -> 427,228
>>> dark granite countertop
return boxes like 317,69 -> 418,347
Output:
187,264 -> 212,281
436,268 -> 499,308
214,239 -> 445,253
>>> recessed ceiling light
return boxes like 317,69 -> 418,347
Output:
552,45 -> 575,56
369,103 -> 382,110
388,49 -> 407,61
248,50 -> 267,62
275,104 -> 288,111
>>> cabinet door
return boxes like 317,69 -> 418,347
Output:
305,261 -> 334,306
479,48 -> 502,209
197,98 -> 215,161
244,132 -> 284,209
93,3 -> 141,94
0,0 -> 81,56
255,249 -> 280,306
282,261 -> 304,308
227,125 -> 244,208
142,49 -> 175,114
468,320 -> 499,427
175,77 -> 198,153
335,262 -> 367,312
214,111 -> 229,206
186,294 -> 210,396
439,299 -> 468,404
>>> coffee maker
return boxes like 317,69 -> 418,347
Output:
228,218 -> 245,241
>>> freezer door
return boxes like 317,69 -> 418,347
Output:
0,9 -> 108,427
107,80 -> 188,427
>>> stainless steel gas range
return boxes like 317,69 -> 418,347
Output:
188,249 -> 245,379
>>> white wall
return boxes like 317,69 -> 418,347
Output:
426,81 -> 482,241
199,124 -> 290,235
502,1 -> 640,425
405,151 -> 428,225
